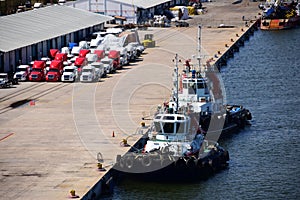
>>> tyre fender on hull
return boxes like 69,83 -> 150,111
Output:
223,150 -> 230,162
141,155 -> 152,167
125,156 -> 134,169
196,158 -> 204,168
209,157 -> 220,171
186,157 -> 196,168
175,157 -> 187,168
246,110 -> 252,120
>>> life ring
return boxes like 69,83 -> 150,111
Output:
141,155 -> 152,167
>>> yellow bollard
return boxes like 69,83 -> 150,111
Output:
97,162 -> 106,171
69,189 -> 79,198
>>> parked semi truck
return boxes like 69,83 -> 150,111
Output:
108,50 -> 121,70
0,73 -> 12,88
101,57 -> 114,74
13,65 -> 31,81
73,57 -> 87,76
90,62 -> 106,79
46,60 -> 63,82
93,50 -> 105,61
61,65 -> 78,82
29,60 -> 46,81
80,65 -> 97,82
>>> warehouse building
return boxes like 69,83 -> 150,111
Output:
0,5 -> 113,72
69,0 -> 187,24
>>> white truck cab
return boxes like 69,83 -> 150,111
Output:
79,41 -> 89,49
61,65 -> 78,82
0,73 -> 12,88
13,65 -> 31,81
86,53 -> 98,64
71,46 -> 82,56
80,66 -> 97,82
90,37 -> 104,49
90,62 -> 106,79
125,43 -> 137,61
101,57 -> 114,74
58,0 -> 66,5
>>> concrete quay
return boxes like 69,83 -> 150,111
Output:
0,1 -> 261,199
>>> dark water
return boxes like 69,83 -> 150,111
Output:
105,29 -> 300,199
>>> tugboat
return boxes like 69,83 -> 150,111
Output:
113,55 -> 230,182
259,0 -> 300,30
113,106 -> 230,182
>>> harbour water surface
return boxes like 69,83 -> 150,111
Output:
105,28 -> 300,200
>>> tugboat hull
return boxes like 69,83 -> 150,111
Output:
113,143 -> 229,182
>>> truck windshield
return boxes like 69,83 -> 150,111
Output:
32,68 -> 42,72
49,68 -> 59,72
0,75 -> 7,78
102,61 -> 110,64
65,69 -> 74,72
82,69 -> 91,72
16,68 -> 27,72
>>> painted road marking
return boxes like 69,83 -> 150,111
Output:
0,133 -> 14,142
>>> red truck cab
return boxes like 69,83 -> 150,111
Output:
79,49 -> 91,58
108,50 -> 121,70
29,61 -> 46,81
46,60 -> 63,82
74,57 -> 87,75
94,50 -> 105,61
49,49 -> 60,59
55,53 -> 68,62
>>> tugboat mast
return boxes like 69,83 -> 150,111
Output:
174,53 -> 179,113
197,25 -> 202,73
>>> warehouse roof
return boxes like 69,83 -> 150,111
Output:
113,0 -> 171,9
0,5 -> 113,52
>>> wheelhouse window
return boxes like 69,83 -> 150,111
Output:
163,116 -> 175,120
197,81 -> 205,89
162,122 -> 174,134
176,122 -> 185,133
188,80 -> 196,95
183,82 -> 188,89
154,122 -> 162,133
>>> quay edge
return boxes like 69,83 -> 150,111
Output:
211,19 -> 260,70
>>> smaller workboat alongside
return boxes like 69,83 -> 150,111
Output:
259,0 -> 300,30
171,69 -> 252,141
